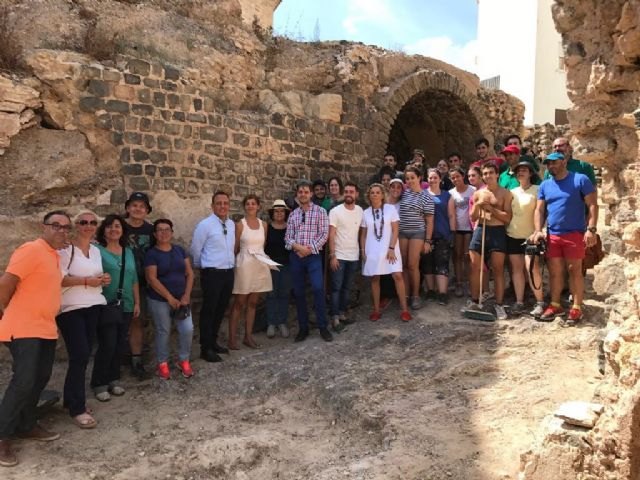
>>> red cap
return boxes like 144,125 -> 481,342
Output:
501,145 -> 520,155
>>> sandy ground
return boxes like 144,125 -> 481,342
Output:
0,279 -> 606,480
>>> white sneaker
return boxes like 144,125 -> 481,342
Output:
279,324 -> 290,338
495,304 -> 508,320
460,299 -> 481,314
95,390 -> 111,402
267,325 -> 276,338
530,302 -> 545,319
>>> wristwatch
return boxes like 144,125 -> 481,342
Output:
587,227 -> 597,234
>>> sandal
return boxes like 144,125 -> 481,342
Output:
73,413 -> 97,429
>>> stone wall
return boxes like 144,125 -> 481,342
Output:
0,0 -> 524,268
519,1 -> 640,479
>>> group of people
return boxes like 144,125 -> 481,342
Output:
0,134 -> 599,467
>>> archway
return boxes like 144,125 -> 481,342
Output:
373,70 -> 490,169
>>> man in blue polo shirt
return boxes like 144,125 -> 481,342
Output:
529,152 -> 598,325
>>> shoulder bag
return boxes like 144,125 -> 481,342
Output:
99,248 -> 127,326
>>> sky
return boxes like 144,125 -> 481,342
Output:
273,0 -> 479,74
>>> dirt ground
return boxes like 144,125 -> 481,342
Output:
0,277 -> 606,480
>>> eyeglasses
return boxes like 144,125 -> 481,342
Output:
76,220 -> 98,226
553,143 -> 567,149
301,211 -> 306,224
44,222 -> 72,233
155,227 -> 173,233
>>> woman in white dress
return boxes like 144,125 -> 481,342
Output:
229,195 -> 272,350
360,184 -> 412,322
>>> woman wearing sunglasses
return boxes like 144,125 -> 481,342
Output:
56,211 -> 110,429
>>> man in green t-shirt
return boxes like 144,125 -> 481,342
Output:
546,137 -> 597,185
499,145 -> 541,190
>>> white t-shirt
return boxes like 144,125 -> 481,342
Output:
329,203 -> 364,261
449,185 -> 476,232
59,244 -> 107,314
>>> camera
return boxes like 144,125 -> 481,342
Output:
524,238 -> 546,256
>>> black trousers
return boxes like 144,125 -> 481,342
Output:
91,312 -> 132,390
56,306 -> 100,417
0,338 -> 56,439
199,268 -> 234,351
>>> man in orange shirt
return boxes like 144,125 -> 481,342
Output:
0,210 -> 71,467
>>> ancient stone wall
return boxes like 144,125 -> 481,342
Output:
0,0 -> 524,267
519,1 -> 640,479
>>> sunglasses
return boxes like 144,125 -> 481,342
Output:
44,222 -> 72,233
374,209 -> 381,220
220,220 -> 227,235
301,211 -> 306,224
76,220 -> 98,226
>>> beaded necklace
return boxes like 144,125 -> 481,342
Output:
372,206 -> 384,241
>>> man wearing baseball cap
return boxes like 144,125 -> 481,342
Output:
124,192 -> 154,380
529,152 -> 598,325
499,145 -> 541,190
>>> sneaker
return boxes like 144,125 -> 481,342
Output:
460,300 -> 481,314
369,311 -> 381,322
529,302 -> 545,319
95,390 -> 111,402
108,382 -> 125,396
424,290 -> 436,300
481,291 -> 494,303
157,362 -> 170,380
564,308 -> 583,326
454,284 -> 464,298
510,302 -> 525,316
436,293 -> 448,305
410,296 -> 423,310
266,324 -> 276,338
495,304 -> 508,320
279,324 -> 290,338
319,328 -> 333,342
400,311 -> 412,322
177,360 -> 194,378
331,315 -> 340,327
539,305 -> 565,322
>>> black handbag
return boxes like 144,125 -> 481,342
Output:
99,249 -> 127,326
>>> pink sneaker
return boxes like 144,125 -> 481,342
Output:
177,360 -> 194,378
157,362 -> 170,380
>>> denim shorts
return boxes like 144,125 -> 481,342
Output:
469,225 -> 507,255
399,230 -> 426,240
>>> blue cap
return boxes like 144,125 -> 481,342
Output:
543,152 -> 565,163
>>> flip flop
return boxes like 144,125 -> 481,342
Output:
73,413 -> 97,429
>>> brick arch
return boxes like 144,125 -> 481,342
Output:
372,69 -> 491,162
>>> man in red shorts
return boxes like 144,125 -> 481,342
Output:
529,152 -> 598,325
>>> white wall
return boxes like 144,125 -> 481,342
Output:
532,0 -> 571,124
476,0 -> 570,125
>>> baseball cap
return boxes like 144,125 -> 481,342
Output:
125,191 -> 152,212
412,148 -> 425,158
501,145 -> 520,155
543,152 -> 565,164
514,161 -> 535,173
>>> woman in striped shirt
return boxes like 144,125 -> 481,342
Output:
399,166 -> 434,310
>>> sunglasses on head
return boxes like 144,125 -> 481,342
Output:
76,220 -> 98,226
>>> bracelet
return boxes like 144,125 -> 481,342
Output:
388,246 -> 394,250
424,239 -> 432,244
84,278 -> 88,288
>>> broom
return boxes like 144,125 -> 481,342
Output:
464,213 -> 497,321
